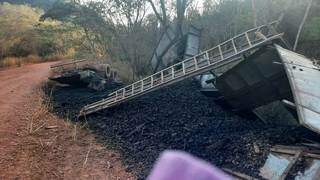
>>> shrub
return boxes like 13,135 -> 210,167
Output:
0,55 -> 42,67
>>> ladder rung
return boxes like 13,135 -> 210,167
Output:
231,39 -> 238,54
218,45 -> 224,60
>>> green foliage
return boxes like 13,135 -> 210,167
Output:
0,0 -> 59,10
0,2 -> 83,59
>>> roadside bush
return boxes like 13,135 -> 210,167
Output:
0,3 -> 82,66
0,55 -> 42,67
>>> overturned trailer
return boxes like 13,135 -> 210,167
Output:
209,45 -> 320,133
49,59 -> 120,91
79,21 -> 320,134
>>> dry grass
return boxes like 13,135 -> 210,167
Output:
0,54 -> 65,68
27,88 -> 54,134
26,87 -> 84,136
0,55 -> 40,68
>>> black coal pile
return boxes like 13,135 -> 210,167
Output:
46,79 -> 319,179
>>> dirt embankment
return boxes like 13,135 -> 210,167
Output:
0,63 -> 134,179
48,79 -> 320,179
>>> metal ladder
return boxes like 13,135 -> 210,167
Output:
79,21 -> 283,116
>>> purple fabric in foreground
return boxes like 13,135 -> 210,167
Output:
147,151 -> 233,180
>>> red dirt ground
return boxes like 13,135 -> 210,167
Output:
0,63 -> 135,179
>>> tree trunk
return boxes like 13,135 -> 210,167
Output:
176,0 -> 187,38
251,0 -> 257,27
293,0 -> 313,51
147,0 -> 167,28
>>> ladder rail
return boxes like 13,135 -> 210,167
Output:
80,21 -> 282,116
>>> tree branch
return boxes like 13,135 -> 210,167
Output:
293,0 -> 313,51
146,0 -> 167,27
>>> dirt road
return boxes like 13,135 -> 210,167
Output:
0,63 -> 134,179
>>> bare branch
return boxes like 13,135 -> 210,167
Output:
146,0 -> 167,27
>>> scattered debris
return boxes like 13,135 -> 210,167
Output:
253,143 -> 260,154
223,168 -> 256,180
260,145 -> 320,180
45,126 -> 58,129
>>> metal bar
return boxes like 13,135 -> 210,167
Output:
245,32 -> 252,47
131,84 -> 134,95
231,39 -> 238,54
205,52 -> 210,64
182,62 -> 186,74
161,71 -> 164,82
121,89 -> 124,98
218,45 -> 223,60
194,57 -> 198,70
279,150 -> 302,180
151,76 -> 154,86
171,67 -> 175,78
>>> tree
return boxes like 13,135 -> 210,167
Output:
251,0 -> 257,27
146,0 -> 169,28
0,0 -> 58,10
0,3 -> 81,59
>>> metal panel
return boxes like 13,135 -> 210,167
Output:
151,25 -> 177,71
151,25 -> 201,72
183,26 -> 201,60
215,46 -> 293,111
276,45 -> 320,134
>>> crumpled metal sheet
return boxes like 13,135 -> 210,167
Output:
260,145 -> 320,180
276,45 -> 320,134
